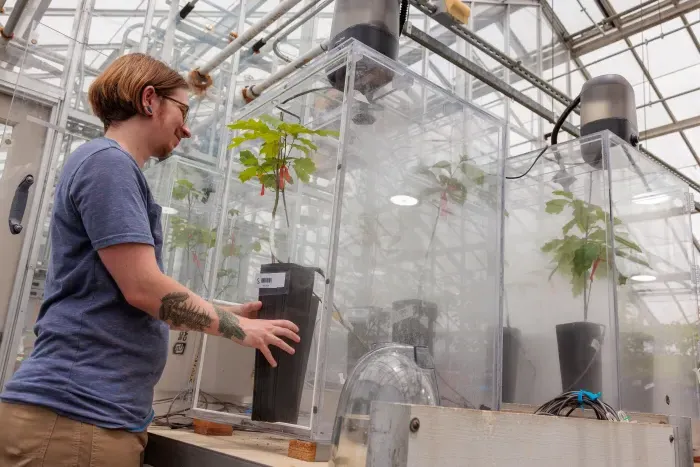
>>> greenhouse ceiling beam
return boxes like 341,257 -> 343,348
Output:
569,0 -> 700,56
639,115 -> 700,141
408,0 -> 576,111
404,22 -> 579,136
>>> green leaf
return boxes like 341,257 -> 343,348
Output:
541,239 -> 563,253
587,229 -> 608,243
239,150 -> 259,167
313,129 -> 340,138
432,160 -> 451,169
572,243 -> 600,277
545,199 -> 568,214
614,235 -> 642,253
562,219 -> 577,235
259,114 -> 283,128
572,200 -> 594,232
260,174 -> 276,188
291,143 -> 311,155
552,190 -> 574,199
227,119 -> 270,132
239,166 -> 258,182
293,157 -> 316,183
297,138 -> 318,151
571,273 -> 586,297
252,241 -> 262,252
228,209 -> 240,217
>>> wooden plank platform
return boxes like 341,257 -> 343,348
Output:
145,426 -> 325,467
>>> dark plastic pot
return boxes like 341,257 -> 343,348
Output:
391,299 -> 437,355
619,331 -> 654,413
252,263 -> 319,423
502,327 -> 521,403
555,321 -> 605,393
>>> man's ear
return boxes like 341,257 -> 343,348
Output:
141,85 -> 157,116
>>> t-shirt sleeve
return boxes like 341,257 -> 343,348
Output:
69,149 -> 155,251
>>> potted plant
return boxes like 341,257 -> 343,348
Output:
228,114 -> 339,423
541,189 -> 648,393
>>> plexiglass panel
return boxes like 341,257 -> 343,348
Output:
504,131 -> 699,418
192,40 -> 506,442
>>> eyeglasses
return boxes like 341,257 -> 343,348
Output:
161,95 -> 190,123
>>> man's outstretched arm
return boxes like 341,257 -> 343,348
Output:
98,242 -> 299,367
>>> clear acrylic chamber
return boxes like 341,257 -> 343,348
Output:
503,131 -> 700,418
189,40 -> 506,441
143,156 -> 226,400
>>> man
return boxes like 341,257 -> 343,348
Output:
0,53 -> 299,466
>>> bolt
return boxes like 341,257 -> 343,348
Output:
409,417 -> 420,433
670,435 -> 675,443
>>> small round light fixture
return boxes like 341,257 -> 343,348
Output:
162,206 -> 179,215
390,195 -> 419,207
630,274 -> 656,283
632,193 -> 670,205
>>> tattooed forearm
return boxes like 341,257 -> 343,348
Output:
159,292 -> 213,331
214,306 -> 247,341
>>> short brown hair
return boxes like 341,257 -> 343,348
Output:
88,53 -> 188,129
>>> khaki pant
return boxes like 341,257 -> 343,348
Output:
0,401 -> 147,467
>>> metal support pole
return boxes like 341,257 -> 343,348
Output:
162,0 -> 179,62
139,0 -> 157,54
1,0 -> 30,39
197,0 -> 303,76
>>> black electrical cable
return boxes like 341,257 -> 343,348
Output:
550,94 -> 581,146
535,390 -> 619,421
505,145 -> 549,180
505,93 -> 581,180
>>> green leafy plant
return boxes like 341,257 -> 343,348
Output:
227,114 -> 339,230
168,179 -> 262,299
417,155 -> 489,254
541,190 -> 649,321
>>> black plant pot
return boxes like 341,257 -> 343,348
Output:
391,299 -> 438,355
556,321 -> 605,393
502,327 -> 521,403
252,263 -> 319,423
619,332 -> 655,413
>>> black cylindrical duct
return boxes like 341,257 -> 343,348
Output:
327,0 -> 403,94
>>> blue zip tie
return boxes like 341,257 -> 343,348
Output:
577,390 -> 601,410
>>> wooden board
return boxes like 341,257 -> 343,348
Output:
366,403 -> 679,467
147,426 -> 325,466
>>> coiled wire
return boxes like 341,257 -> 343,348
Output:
534,390 -> 620,421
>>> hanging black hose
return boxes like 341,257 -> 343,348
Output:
550,94 -> 581,146
399,0 -> 410,34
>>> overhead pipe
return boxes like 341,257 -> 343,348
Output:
269,0 -> 334,63
241,39 -> 329,103
1,0 -> 30,40
189,0 -> 304,92
248,0 -> 328,54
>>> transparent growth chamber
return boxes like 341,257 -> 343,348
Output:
503,131 -> 700,418
187,40 -> 506,441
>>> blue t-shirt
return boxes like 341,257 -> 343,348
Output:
1,137 -> 170,432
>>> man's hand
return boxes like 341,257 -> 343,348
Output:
222,301 -> 262,319
214,300 -> 301,368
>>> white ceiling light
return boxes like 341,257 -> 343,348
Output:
390,195 -> 419,206
630,274 -> 656,283
162,206 -> 179,215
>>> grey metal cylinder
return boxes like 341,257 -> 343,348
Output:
579,74 -> 638,167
